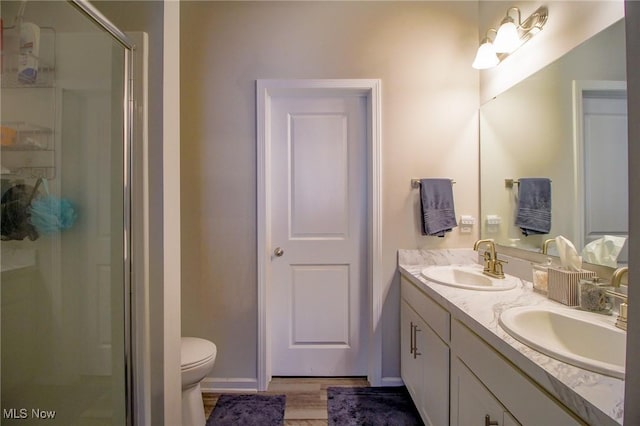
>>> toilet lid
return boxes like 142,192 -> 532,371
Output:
181,337 -> 217,369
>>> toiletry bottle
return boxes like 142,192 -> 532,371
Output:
18,22 -> 40,84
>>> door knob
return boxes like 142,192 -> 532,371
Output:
274,247 -> 284,257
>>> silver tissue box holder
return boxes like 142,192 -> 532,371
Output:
547,268 -> 597,306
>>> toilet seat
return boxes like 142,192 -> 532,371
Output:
180,337 -> 217,426
181,337 -> 217,371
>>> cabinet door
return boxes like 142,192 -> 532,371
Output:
451,357 -> 521,426
401,299 -> 450,426
451,319 -> 581,425
401,300 -> 422,404
419,314 -> 450,426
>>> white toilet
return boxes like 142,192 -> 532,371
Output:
181,337 -> 217,426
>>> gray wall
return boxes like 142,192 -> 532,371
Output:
180,1 -> 480,385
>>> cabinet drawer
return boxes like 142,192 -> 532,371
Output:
451,320 -> 584,425
401,276 -> 450,342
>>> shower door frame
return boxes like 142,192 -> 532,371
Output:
68,2 -> 138,425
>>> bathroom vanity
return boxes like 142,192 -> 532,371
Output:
399,249 -> 624,426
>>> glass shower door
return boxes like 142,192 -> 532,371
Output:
1,1 -> 132,424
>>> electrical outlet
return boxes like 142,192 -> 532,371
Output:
460,215 -> 476,225
486,215 -> 501,225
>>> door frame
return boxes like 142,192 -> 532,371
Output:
572,80 -> 627,250
256,79 -> 382,391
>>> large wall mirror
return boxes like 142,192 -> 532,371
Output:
480,19 -> 627,267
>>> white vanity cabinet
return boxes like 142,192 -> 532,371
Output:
400,277 -> 450,426
450,319 -> 583,425
451,356 -> 520,426
400,274 -> 586,426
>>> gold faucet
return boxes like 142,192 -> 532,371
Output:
542,238 -> 556,255
606,266 -> 629,331
473,239 -> 506,279
611,266 -> 628,288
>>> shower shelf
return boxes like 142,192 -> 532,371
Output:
1,122 -> 53,149
1,122 -> 55,179
1,25 -> 56,88
1,26 -> 57,179
0,52 -> 55,88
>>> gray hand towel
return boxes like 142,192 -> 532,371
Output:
515,178 -> 551,236
420,178 -> 457,237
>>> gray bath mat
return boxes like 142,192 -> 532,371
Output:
327,386 -> 423,426
206,393 -> 286,426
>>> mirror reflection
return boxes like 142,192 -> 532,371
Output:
480,19 -> 627,267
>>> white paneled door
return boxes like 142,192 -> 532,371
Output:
269,91 -> 368,376
582,91 -> 628,262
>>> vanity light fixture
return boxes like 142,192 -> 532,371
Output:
473,6 -> 548,69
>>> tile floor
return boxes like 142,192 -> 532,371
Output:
202,377 -> 369,425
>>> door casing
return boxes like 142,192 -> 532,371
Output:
256,79 -> 382,390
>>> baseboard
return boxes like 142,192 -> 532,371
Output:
381,376 -> 404,387
201,376 -> 402,392
201,377 -> 258,393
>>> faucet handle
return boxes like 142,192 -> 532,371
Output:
616,303 -> 628,331
494,259 -> 507,277
481,251 -> 492,272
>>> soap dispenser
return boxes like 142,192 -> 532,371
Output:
532,257 -> 552,295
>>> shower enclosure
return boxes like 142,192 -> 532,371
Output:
1,1 -> 135,424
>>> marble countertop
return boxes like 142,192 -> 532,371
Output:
398,248 -> 624,426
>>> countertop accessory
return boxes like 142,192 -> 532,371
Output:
578,277 -> 613,314
548,268 -> 596,306
532,257 -> 552,295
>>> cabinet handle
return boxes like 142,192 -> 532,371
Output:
409,322 -> 415,355
484,415 -> 499,426
413,326 -> 422,359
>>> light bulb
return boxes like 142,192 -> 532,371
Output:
494,20 -> 520,53
472,41 -> 499,70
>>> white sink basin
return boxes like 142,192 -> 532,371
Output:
421,264 -> 519,291
499,306 -> 626,378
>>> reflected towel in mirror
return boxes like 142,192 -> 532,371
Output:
515,177 -> 551,236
